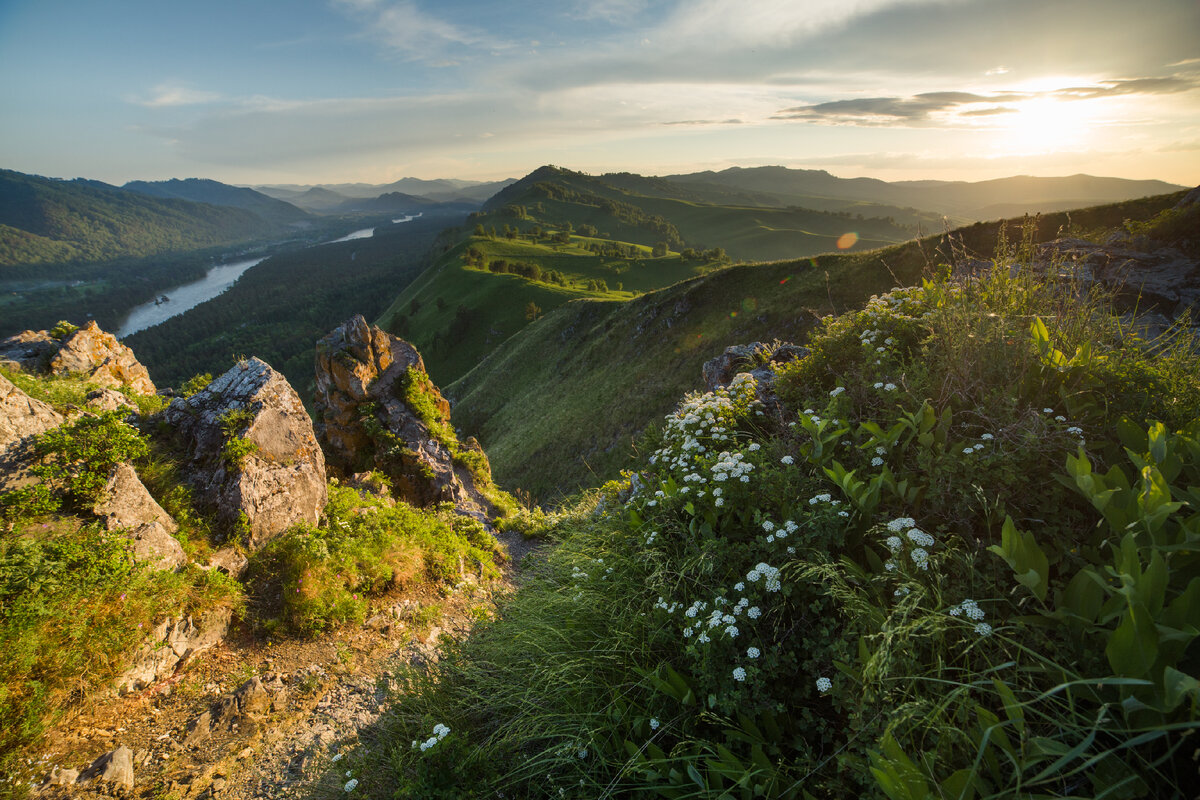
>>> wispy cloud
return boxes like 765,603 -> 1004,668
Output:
775,75 -> 1200,126
131,84 -> 223,108
331,0 -> 506,61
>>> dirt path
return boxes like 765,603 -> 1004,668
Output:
28,530 -> 540,799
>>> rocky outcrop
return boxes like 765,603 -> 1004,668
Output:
314,315 -> 496,520
0,329 -> 56,372
92,463 -> 186,571
115,605 -> 233,694
0,321 -> 156,395
702,341 -> 810,416
0,373 -> 64,454
163,358 -> 326,549
0,373 -> 65,494
183,677 -> 281,747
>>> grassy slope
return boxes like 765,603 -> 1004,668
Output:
448,191 -> 1187,501
376,234 -> 721,386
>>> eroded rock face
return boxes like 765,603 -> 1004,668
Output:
115,605 -> 233,694
314,315 -> 495,520
92,463 -> 186,571
50,321 -> 157,395
163,358 -> 326,550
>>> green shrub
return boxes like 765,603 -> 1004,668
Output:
246,485 -> 502,636
47,320 -> 78,341
30,411 -> 149,506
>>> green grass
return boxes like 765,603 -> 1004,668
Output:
376,234 -> 721,386
245,483 -> 504,637
355,216 -> 1200,799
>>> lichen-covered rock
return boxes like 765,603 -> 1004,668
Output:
163,357 -> 326,549
115,605 -> 233,694
314,315 -> 496,520
92,463 -> 185,571
49,321 -> 156,395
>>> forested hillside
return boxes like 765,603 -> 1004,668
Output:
0,169 -> 281,267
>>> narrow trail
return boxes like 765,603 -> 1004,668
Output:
32,530 -> 540,799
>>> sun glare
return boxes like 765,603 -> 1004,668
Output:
997,98 -> 1089,154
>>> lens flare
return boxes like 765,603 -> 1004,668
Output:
836,232 -> 858,250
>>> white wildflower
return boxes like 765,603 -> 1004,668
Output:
816,677 -> 832,693
732,667 -> 747,682
747,646 -> 761,659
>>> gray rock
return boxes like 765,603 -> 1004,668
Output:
42,766 -> 80,787
163,358 -> 326,550
76,745 -> 134,794
115,605 -> 233,694
93,463 -> 185,571
0,329 -> 56,372
701,341 -> 810,419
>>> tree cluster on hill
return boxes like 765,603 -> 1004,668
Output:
530,182 -> 685,249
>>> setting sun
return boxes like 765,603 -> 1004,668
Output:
998,98 -> 1090,153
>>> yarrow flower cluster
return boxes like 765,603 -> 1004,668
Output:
413,723 -> 451,752
882,517 -> 935,572
815,676 -> 832,693
746,562 -> 782,592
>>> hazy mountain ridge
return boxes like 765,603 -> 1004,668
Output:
665,166 -> 1184,220
121,178 -> 311,227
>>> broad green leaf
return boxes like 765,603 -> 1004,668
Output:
1106,601 -> 1159,677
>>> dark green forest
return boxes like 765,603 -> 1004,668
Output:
125,213 -> 465,395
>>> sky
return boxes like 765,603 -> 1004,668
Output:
1,0 -> 1198,186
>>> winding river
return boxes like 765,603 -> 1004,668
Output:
116,214 -> 422,338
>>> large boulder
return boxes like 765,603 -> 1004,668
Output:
49,321 -> 157,395
702,341 -> 810,418
163,358 -> 326,550
92,463 -> 186,571
314,315 -> 496,520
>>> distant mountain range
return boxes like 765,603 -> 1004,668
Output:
661,166 -> 1185,222
255,177 -> 517,208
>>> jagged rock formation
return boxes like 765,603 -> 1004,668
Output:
183,676 -> 281,747
114,605 -> 233,694
163,357 -> 326,550
50,321 -> 156,395
92,463 -> 186,571
314,315 -> 497,520
75,745 -> 135,795
0,321 -> 156,395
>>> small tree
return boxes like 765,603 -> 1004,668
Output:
524,302 -> 541,321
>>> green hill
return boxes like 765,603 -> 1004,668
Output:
0,169 -> 281,267
446,190 -> 1187,500
377,228 -> 725,386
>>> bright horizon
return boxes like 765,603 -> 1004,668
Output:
2,0 -> 1198,187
